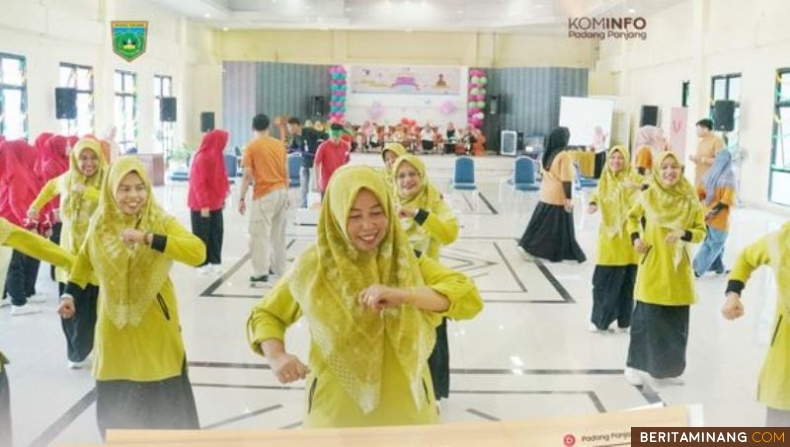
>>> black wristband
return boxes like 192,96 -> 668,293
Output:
151,234 -> 167,253
726,280 -> 745,295
413,209 -> 429,225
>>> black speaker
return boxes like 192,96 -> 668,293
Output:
640,105 -> 659,126
713,100 -> 736,131
55,88 -> 77,120
160,97 -> 177,122
311,96 -> 325,117
200,112 -> 215,132
489,95 -> 500,115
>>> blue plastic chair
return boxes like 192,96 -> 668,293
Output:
450,156 -> 479,210
499,157 -> 540,205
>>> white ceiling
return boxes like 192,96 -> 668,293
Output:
149,0 -> 682,32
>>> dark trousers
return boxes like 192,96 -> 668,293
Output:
0,368 -> 10,447
5,250 -> 40,305
594,151 -> 607,178
591,265 -> 637,330
50,222 -> 63,281
61,283 -> 99,362
190,209 -> 224,266
428,318 -> 450,400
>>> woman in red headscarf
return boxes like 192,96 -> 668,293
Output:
188,130 -> 230,274
1,140 -> 46,314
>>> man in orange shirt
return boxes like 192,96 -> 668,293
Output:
689,118 -> 725,186
238,114 -> 288,285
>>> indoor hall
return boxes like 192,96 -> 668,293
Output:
2,0 -> 790,445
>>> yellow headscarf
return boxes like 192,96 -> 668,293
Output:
640,151 -> 701,231
380,142 -> 408,186
595,145 -> 641,238
60,138 -> 107,253
88,156 -> 174,329
287,165 -> 437,415
392,154 -> 445,253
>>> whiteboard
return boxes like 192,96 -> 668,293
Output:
558,97 -> 614,148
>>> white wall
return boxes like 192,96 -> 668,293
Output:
594,0 -> 790,213
0,0 -> 217,153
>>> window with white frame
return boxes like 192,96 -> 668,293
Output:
114,70 -> 137,153
769,69 -> 790,206
153,74 -> 173,154
59,63 -> 94,136
0,53 -> 28,140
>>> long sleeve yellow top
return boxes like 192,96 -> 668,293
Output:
626,203 -> 706,306
247,256 -> 483,427
408,199 -> 459,261
29,175 -> 101,283
0,218 -> 75,371
728,224 -> 790,410
67,218 -> 204,382
587,184 -> 640,267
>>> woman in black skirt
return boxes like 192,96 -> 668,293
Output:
59,157 -> 205,437
624,151 -> 705,385
587,146 -> 643,332
517,127 -> 586,263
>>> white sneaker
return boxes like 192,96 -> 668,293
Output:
28,293 -> 47,303
196,265 -> 210,275
624,367 -> 644,386
67,353 -> 93,370
616,327 -> 630,334
588,323 -> 601,333
11,304 -> 42,316
0,300 -> 10,308
210,264 -> 223,275
654,376 -> 685,386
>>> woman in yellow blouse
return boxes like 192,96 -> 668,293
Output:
247,165 -> 482,428
1,217 -> 74,446
723,222 -> 790,426
392,153 -> 459,402
518,127 -> 586,263
58,157 -> 205,437
624,152 -> 705,386
29,138 -> 106,369
380,142 -> 407,186
587,146 -> 642,332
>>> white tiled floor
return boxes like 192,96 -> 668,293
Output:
1,153 -> 786,445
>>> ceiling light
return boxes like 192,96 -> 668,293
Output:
421,0 -> 428,6
405,28 -> 413,33
222,26 -> 229,31
456,9 -> 463,14
321,27 -> 329,31
203,12 -> 211,18
628,8 -> 636,13
384,0 -> 392,6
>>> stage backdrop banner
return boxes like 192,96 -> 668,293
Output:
350,65 -> 462,96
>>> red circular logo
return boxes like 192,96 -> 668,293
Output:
563,434 -> 576,447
